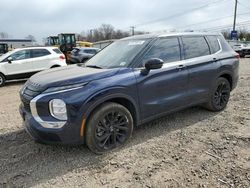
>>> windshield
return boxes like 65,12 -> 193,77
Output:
85,39 -> 151,69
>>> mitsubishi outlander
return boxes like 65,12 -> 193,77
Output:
19,33 -> 239,154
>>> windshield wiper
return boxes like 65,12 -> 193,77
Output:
86,65 -> 103,69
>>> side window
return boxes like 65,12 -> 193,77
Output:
10,50 -> 31,61
141,37 -> 181,65
84,49 -> 96,54
52,48 -> 62,54
31,49 -> 51,58
206,36 -> 220,53
182,36 -> 210,59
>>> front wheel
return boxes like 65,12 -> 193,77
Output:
204,77 -> 231,112
86,102 -> 133,154
0,73 -> 6,87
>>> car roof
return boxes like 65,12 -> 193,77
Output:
74,47 -> 100,50
121,32 -> 222,41
12,46 -> 58,51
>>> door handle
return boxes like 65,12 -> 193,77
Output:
176,65 -> 185,70
213,58 -> 217,62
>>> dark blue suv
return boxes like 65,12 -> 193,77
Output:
19,33 -> 239,153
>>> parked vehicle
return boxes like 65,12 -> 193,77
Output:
228,41 -> 250,57
69,47 -> 100,63
241,44 -> 250,57
0,43 -> 8,55
0,47 -> 67,86
46,36 -> 59,47
19,33 -> 239,154
76,41 -> 93,48
58,33 -> 76,62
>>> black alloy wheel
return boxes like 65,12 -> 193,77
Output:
86,102 -> 133,154
205,77 -> 231,111
213,81 -> 230,109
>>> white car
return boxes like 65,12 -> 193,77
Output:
0,47 -> 67,86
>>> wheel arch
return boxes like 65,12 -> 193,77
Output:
218,72 -> 233,90
50,65 -> 61,68
0,72 -> 6,77
82,94 -> 140,138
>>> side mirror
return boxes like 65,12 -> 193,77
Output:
7,57 -> 13,64
141,58 -> 164,75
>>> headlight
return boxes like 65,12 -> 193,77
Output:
43,82 -> 87,94
49,99 -> 67,120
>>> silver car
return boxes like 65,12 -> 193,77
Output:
69,47 -> 100,63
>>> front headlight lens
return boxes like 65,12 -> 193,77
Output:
49,99 -> 67,121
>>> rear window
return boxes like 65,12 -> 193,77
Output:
84,49 -> 97,54
32,49 -> 51,58
53,48 -> 62,54
182,36 -> 210,59
207,36 -> 220,53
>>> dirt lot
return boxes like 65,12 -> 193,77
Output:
0,58 -> 249,188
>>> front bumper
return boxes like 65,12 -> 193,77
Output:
19,104 -> 83,145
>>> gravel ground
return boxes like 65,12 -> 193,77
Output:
0,58 -> 249,188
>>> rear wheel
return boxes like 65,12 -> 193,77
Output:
86,102 -> 133,154
0,73 -> 6,87
204,77 -> 231,111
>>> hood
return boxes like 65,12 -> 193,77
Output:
0,50 -> 17,62
29,64 -> 119,89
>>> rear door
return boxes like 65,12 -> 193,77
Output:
3,49 -> 33,75
30,49 -> 52,71
181,35 -> 220,103
134,37 -> 189,121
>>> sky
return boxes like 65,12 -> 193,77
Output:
0,0 -> 250,43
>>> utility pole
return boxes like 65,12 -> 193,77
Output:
130,26 -> 135,36
233,0 -> 238,31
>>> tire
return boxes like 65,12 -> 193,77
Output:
81,58 -> 89,63
0,73 -> 6,87
86,102 -> 134,154
204,77 -> 231,112
50,65 -> 60,68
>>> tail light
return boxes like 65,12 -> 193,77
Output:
235,53 -> 240,59
59,55 -> 65,60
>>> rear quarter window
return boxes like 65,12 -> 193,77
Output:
182,36 -> 210,59
207,36 -> 220,53
84,49 -> 96,54
52,48 -> 62,54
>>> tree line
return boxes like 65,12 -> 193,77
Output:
221,28 -> 250,41
76,24 -> 148,42
1,24 -> 250,43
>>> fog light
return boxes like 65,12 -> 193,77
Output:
49,99 -> 67,120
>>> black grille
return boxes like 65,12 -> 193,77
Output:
20,81 -> 44,112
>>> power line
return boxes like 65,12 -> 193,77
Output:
200,20 -> 250,31
177,12 -> 250,30
238,0 -> 250,10
133,0 -> 228,28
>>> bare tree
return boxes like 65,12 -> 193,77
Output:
99,24 -> 114,40
25,35 -> 36,42
0,32 -> 9,39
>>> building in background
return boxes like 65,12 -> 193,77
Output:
0,39 -> 33,49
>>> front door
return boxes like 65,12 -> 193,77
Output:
3,49 -> 33,76
134,37 -> 189,121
